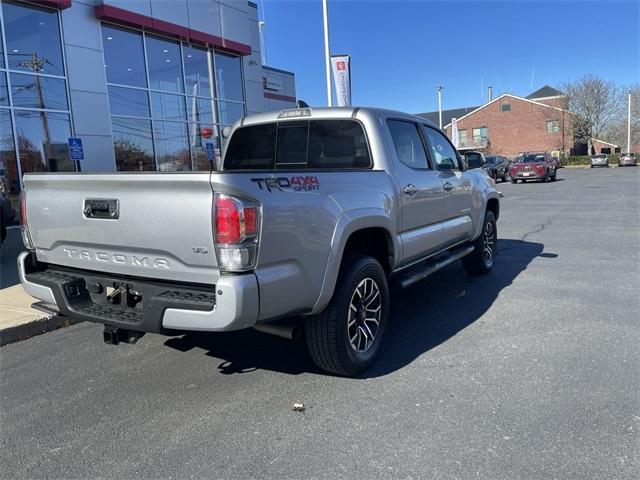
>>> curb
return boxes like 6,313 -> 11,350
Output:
0,315 -> 83,347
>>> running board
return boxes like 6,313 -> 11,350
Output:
391,245 -> 474,289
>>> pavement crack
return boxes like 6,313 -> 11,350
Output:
520,218 -> 552,241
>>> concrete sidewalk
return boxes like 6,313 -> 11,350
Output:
0,227 -> 64,346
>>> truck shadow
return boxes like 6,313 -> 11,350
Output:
165,239 -> 548,378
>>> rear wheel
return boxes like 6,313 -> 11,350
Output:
305,255 -> 389,376
462,210 -> 497,275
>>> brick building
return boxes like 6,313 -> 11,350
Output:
418,85 -> 619,158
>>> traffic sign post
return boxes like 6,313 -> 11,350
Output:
68,137 -> 84,161
206,142 -> 215,162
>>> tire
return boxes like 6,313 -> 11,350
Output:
544,171 -> 551,182
511,178 -> 517,184
462,210 -> 497,275
305,255 -> 389,376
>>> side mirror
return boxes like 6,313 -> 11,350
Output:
465,152 -> 485,169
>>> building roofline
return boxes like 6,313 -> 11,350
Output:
262,65 -> 296,76
443,93 -> 569,129
593,138 -> 619,147
531,94 -> 565,101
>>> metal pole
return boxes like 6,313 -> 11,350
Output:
628,90 -> 632,154
436,85 -> 443,129
322,0 -> 332,106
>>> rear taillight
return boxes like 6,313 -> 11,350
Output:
20,190 -> 34,250
214,194 -> 260,272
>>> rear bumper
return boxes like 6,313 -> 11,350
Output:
18,252 -> 259,333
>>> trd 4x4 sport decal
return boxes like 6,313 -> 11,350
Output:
251,176 -> 320,192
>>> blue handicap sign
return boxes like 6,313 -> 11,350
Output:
205,142 -> 215,161
68,137 -> 84,160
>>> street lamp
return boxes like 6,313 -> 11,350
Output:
436,85 -> 444,129
322,0 -> 332,106
628,89 -> 632,154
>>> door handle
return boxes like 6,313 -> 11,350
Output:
402,184 -> 418,196
443,181 -> 454,192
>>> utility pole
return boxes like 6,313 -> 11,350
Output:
20,53 -> 53,168
628,89 -> 632,154
436,85 -> 444,129
322,0 -> 332,106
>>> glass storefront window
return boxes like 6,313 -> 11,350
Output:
0,1 -> 76,189
146,36 -> 183,93
14,111 -> 74,173
188,123 -> 220,171
151,92 -> 186,121
1,110 -> 19,204
187,96 -> 216,124
183,45 -> 212,98
10,73 -> 68,110
111,117 -> 155,171
102,25 -> 146,87
214,52 -> 243,102
0,73 -> 8,106
153,121 -> 190,171
101,24 -> 246,172
0,23 -> 4,69
107,86 -> 150,117
217,100 -> 244,126
3,1 -> 64,76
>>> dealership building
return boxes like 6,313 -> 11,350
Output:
0,0 -> 296,211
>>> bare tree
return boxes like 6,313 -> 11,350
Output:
604,84 -> 640,151
562,75 -> 623,155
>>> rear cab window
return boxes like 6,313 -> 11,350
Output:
223,120 -> 371,170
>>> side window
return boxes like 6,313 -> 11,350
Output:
387,120 -> 429,169
422,126 -> 459,171
307,120 -> 371,168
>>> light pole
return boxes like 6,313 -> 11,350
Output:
627,89 -> 632,154
436,85 -> 444,129
322,0 -> 332,106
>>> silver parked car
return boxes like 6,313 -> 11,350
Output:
618,152 -> 637,167
590,154 -> 609,168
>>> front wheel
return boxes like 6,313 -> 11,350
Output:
305,255 -> 389,376
462,210 -> 497,275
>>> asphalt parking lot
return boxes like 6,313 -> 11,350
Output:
1,167 -> 639,479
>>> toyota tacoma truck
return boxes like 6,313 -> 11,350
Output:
18,107 -> 499,376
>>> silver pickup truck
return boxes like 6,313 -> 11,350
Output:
19,107 -> 499,376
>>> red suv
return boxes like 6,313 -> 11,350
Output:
510,152 -> 558,183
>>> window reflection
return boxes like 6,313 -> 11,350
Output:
183,45 -> 212,97
217,100 -> 244,125
0,73 -> 8,106
111,117 -> 155,171
1,110 -> 20,203
215,52 -> 243,101
3,1 -> 64,76
14,111 -> 75,173
0,22 -> 4,69
102,25 -> 146,87
153,121 -> 191,171
108,86 -> 150,117
10,73 -> 68,110
146,36 -> 183,93
151,92 -> 186,121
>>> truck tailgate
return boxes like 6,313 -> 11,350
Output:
23,173 -> 219,284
